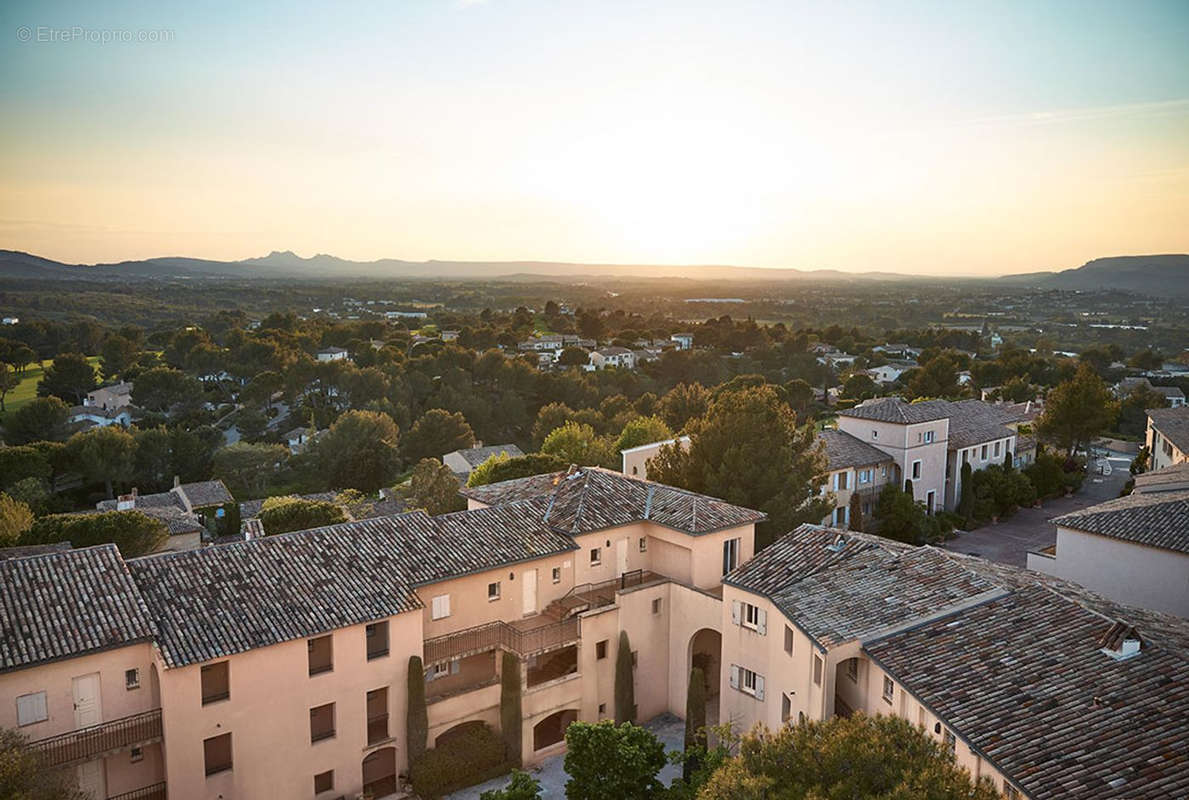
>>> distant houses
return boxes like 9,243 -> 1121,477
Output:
69,381 -> 136,431
316,346 -> 350,362
443,444 -> 525,481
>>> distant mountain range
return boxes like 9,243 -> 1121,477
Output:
0,249 -> 1185,294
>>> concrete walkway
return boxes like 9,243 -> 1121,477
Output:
942,455 -> 1130,567
445,713 -> 686,800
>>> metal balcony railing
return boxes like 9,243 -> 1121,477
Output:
107,783 -> 167,800
557,569 -> 658,614
424,616 -> 580,665
30,709 -> 162,768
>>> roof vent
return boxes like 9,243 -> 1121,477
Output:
826,535 -> 847,553
1098,622 -> 1143,661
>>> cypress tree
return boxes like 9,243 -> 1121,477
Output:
1003,449 -> 1013,470
407,655 -> 428,764
903,478 -> 914,496
959,462 -> 974,527
847,492 -> 863,532
614,630 -> 636,724
683,667 -> 707,781
500,651 -> 523,765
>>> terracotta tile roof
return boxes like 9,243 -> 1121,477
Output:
818,429 -> 894,470
177,480 -> 235,508
462,467 -> 765,535
0,545 -> 156,673
865,585 -> 1189,800
1052,489 -> 1189,554
1133,462 -> 1189,493
732,524 -> 1189,800
1149,407 -> 1189,453
128,514 -> 431,668
725,525 -> 1003,647
449,444 -> 525,469
836,397 -> 952,424
945,400 -> 1018,449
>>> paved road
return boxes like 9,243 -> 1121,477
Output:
446,714 -> 685,800
942,455 -> 1131,567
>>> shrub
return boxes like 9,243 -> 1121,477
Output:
22,510 -> 168,557
468,453 -> 568,487
409,722 -> 511,799
258,496 -> 347,535
480,770 -> 541,800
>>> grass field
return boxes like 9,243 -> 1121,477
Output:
3,356 -> 102,415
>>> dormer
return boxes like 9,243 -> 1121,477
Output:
1098,621 -> 1143,661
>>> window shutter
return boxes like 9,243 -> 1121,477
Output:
16,692 -> 46,726
731,600 -> 741,626
757,608 -> 767,636
755,675 -> 765,701
450,660 -> 460,675
832,473 -> 838,491
729,664 -> 740,690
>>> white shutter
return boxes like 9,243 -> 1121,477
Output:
729,664 -> 740,690
731,600 -> 741,626
832,473 -> 838,491
16,692 -> 47,726
755,675 -> 765,701
757,608 -> 767,636
450,659 -> 460,675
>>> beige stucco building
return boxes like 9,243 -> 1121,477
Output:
1147,407 -> 1189,471
2,467 -> 763,800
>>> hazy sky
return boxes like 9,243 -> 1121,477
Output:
2,0 -> 1187,275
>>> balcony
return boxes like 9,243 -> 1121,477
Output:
30,709 -> 162,768
556,569 -> 664,616
107,783 -> 167,800
424,615 -> 579,666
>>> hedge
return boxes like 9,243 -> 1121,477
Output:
409,722 -> 512,799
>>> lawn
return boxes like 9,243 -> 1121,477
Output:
3,356 -> 102,415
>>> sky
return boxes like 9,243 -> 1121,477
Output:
1,0 -> 1187,276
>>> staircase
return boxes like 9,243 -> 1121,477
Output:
542,598 -> 572,621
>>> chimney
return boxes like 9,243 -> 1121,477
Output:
1098,621 -> 1143,660
173,474 -> 181,489
116,489 -> 137,511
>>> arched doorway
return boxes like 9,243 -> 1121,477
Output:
532,708 -> 578,751
688,628 -> 721,723
362,746 -> 397,798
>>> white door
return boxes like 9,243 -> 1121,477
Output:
76,759 -> 106,799
616,539 -> 628,577
522,569 -> 538,615
72,672 -> 102,729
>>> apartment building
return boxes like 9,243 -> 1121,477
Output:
1028,481 -> 1189,617
816,429 -> 894,527
835,398 -> 1022,514
1147,407 -> 1189,471
2,467 -> 763,799
0,545 -> 165,800
721,524 -> 1189,800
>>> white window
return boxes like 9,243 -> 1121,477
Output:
871,429 -> 878,439
590,548 -> 601,566
722,538 -> 740,575
742,603 -> 767,634
430,662 -> 450,680
487,582 -> 500,601
729,665 -> 765,700
911,460 -> 921,480
125,668 -> 140,689
430,594 -> 451,620
981,444 -> 988,460
16,691 -> 48,726
882,676 -> 894,703
551,567 -> 561,583
924,430 -> 934,443
993,440 -> 1001,457
858,469 -> 871,484
834,471 -> 848,490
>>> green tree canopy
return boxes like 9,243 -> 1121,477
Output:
614,415 -> 674,455
563,721 -> 667,800
402,408 -> 475,464
467,453 -> 568,487
3,397 -> 72,445
36,352 -> 96,405
100,335 -> 139,380
212,442 -> 289,497
132,366 -> 203,414
0,728 -> 87,800
257,496 -> 347,535
0,493 -> 34,547
649,384 -> 830,547
480,770 -> 541,800
408,457 -> 466,516
21,510 -> 168,558
315,410 -> 401,492
0,363 -> 19,412
66,425 -> 137,499
698,713 -> 999,800
658,382 -> 709,432
1036,363 -> 1119,456
541,421 -> 617,469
